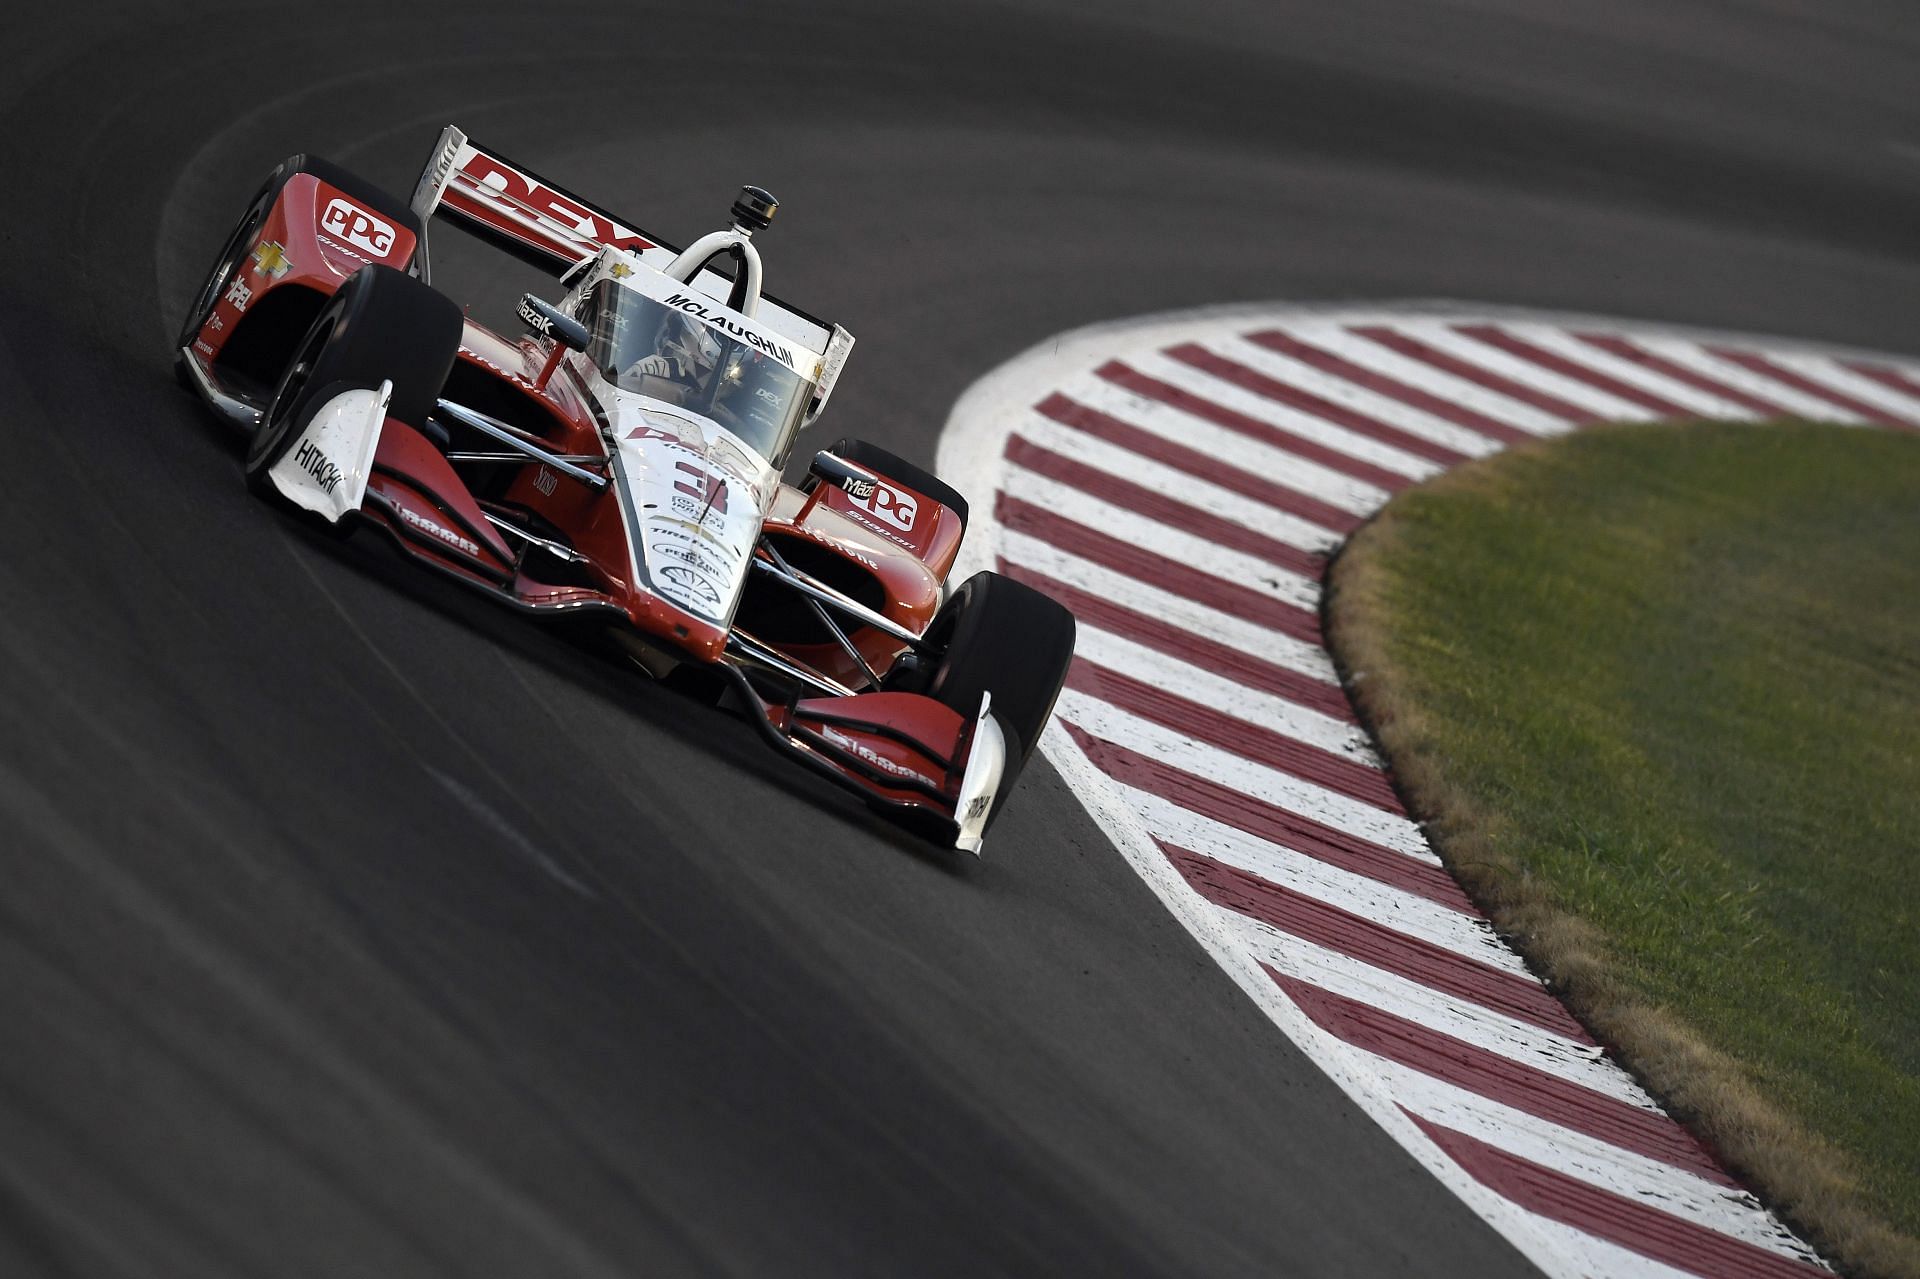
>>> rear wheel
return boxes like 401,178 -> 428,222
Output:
175,154 -> 419,385
246,264 -> 461,495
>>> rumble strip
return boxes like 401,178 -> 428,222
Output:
939,300 -> 1920,1279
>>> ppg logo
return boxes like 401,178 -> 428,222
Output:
320,198 -> 396,257
864,480 -> 917,532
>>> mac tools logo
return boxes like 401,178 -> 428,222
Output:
320,198 -> 396,257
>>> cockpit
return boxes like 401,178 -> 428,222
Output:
578,279 -> 813,462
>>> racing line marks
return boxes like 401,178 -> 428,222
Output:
940,303 -> 1920,1279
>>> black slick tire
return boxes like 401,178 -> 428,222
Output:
245,264 -> 461,496
924,570 -> 1076,766
175,153 -> 420,383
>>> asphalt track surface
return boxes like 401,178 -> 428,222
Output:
2,3 -> 1915,1276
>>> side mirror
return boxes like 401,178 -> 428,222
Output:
808,450 -> 877,500
517,294 -> 589,351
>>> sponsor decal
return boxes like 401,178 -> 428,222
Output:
456,152 -> 656,254
518,295 -> 553,337
316,233 -> 375,265
650,541 -> 727,578
963,793 -> 991,822
293,440 -> 343,495
320,197 -> 397,257
396,504 -> 481,557
250,240 -> 292,279
194,339 -> 215,356
658,563 -> 722,611
672,460 -> 729,516
533,466 -> 558,496
651,518 -> 742,561
845,477 -> 918,533
223,275 -> 253,313
662,292 -> 795,368
206,314 -> 224,334
610,261 -> 634,279
821,725 -> 922,782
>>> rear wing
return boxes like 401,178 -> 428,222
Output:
407,126 -> 847,370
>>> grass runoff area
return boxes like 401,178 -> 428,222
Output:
1326,420 -> 1920,1278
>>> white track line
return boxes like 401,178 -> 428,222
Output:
1056,691 -> 1430,856
1400,319 -> 1665,420
1015,411 -> 1347,551
998,530 -> 1340,682
1070,376 -> 1393,515
1071,626 -> 1369,760
1209,332 -> 1509,456
999,467 -> 1322,610
1127,349 -> 1448,480
1499,323 -> 1756,418
1287,319 -> 1576,436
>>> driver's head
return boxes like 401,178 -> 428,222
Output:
661,313 -> 721,375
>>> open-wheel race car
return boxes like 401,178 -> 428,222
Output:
174,126 -> 1076,854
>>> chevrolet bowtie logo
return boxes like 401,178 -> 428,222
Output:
250,240 -> 292,279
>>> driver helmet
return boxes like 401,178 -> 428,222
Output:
660,312 -> 721,377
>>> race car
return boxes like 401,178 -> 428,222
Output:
174,126 -> 1075,854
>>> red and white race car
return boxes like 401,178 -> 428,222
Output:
175,126 -> 1075,854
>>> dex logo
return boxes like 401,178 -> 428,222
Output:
320,198 -> 396,257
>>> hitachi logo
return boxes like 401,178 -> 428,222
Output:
294,440 -> 343,494
663,293 -> 794,367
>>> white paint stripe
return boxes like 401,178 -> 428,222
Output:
1211,332 -> 1506,457
1752,351 -> 1920,423
1117,785 -> 1520,965
1128,348 -> 1446,480
1401,320 -> 1664,420
1633,337 -> 1851,420
1217,907 -> 1650,1107
1073,624 -> 1368,760
999,466 -> 1321,611
1502,323 -> 1756,418
1071,375 -> 1393,516
997,529 -> 1340,682
1379,1060 -> 1820,1260
1511,1220 -> 1706,1279
1014,413 -> 1346,552
1290,319 -> 1574,436
1056,689 -> 1432,857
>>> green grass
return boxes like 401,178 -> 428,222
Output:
1326,420 -> 1920,1273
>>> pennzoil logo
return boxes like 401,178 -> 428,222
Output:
250,240 -> 292,279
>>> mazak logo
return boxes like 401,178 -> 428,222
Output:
293,440 -> 343,495
320,198 -> 396,257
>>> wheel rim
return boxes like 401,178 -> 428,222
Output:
179,191 -> 270,350
249,315 -> 333,467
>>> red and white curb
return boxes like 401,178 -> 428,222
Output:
938,301 -> 1920,1278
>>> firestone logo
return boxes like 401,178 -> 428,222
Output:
320,198 -> 396,257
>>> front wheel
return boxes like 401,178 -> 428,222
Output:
924,569 -> 1076,761
246,264 -> 461,496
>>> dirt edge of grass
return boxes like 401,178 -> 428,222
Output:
1323,472 -> 1920,1279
